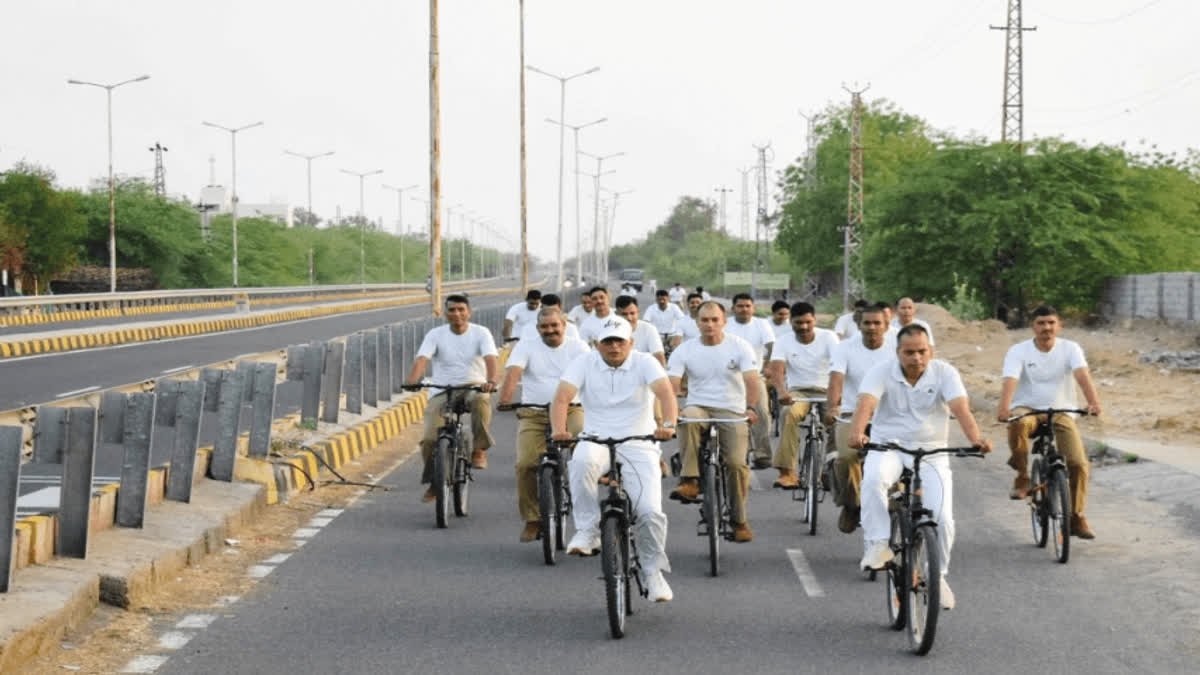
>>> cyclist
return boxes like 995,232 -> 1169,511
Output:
997,304 -> 1102,539
671,292 -> 704,349
498,306 -> 590,543
666,301 -> 760,542
550,316 -> 679,602
405,294 -> 500,499
768,301 -> 839,489
667,281 -> 687,309
503,289 -> 542,341
834,299 -> 869,341
567,289 -> 594,326
697,286 -> 712,301
615,295 -> 667,367
642,289 -> 687,340
825,303 -> 895,533
724,293 -> 776,469
891,297 -> 935,345
518,294 -> 579,342
579,287 -> 616,345
768,300 -> 791,339
848,324 -> 992,610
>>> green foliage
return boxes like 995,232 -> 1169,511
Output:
0,164 -> 86,290
934,274 -> 989,321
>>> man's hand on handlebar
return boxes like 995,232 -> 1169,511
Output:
497,401 -> 515,411
480,381 -> 497,394
550,430 -> 573,442
745,408 -> 760,426
653,426 -> 676,441
848,432 -> 870,450
971,438 -> 995,454
996,406 -> 1012,424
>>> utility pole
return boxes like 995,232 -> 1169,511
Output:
751,143 -> 771,299
601,188 -> 632,279
799,111 -> 820,188
518,0 -> 528,294
546,116 -> 606,284
149,142 -> 168,197
340,168 -> 384,288
580,150 -> 621,280
842,84 -> 869,311
284,150 -> 335,224
202,120 -> 264,288
738,167 -> 751,239
429,0 -> 444,314
714,186 -> 733,235
383,183 -> 418,282
991,0 -> 1037,151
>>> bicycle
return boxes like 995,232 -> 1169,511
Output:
402,383 -> 485,528
768,384 -> 781,438
787,397 -> 828,536
503,402 -> 581,565
862,442 -> 985,655
670,416 -> 749,577
1005,408 -> 1088,564
659,332 -> 675,363
577,432 -> 660,639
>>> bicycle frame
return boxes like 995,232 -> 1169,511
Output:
678,417 -> 749,541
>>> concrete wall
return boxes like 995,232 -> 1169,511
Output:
1100,272 -> 1199,322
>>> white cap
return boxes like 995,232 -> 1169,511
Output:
596,316 -> 633,342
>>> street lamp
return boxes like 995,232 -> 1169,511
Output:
67,74 -> 150,293
546,116 -> 605,285
526,64 -> 600,290
340,168 -> 384,286
284,149 -> 335,224
383,183 -> 418,282
202,120 -> 264,287
580,150 -> 623,279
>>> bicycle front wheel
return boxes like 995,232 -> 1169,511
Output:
702,461 -> 720,577
1030,458 -> 1049,548
805,441 -> 821,535
1049,468 -> 1071,564
906,524 -> 942,655
452,449 -> 470,517
601,515 -> 628,639
885,512 -> 906,630
539,465 -> 558,565
433,437 -> 451,529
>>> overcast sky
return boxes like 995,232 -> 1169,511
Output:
2,0 -> 1197,264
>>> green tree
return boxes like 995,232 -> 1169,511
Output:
0,164 -> 85,292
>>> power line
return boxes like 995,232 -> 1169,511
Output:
1031,0 -> 1168,26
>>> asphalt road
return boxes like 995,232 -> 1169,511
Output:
158,407 -> 1197,674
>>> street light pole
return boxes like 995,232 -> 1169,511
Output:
284,150 -> 334,224
68,74 -> 150,293
382,183 -> 418,282
546,116 -> 605,285
340,168 -> 384,287
580,150 -> 623,281
526,64 -> 600,290
202,120 -> 264,287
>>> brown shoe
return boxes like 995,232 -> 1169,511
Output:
838,505 -> 860,533
471,449 -> 488,469
1009,475 -> 1030,500
669,478 -> 701,503
732,522 -> 754,543
773,469 -> 800,490
421,487 -> 436,503
1071,514 -> 1096,539
519,521 -> 541,543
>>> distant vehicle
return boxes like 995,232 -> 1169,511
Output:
619,268 -> 644,292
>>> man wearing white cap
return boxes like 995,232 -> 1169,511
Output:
552,315 -> 679,602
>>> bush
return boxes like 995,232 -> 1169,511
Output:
936,274 -> 989,321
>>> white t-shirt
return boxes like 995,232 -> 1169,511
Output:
579,310 -> 616,343
700,291 -> 712,301
859,358 -> 967,449
771,328 -> 839,390
506,302 -> 540,336
667,334 -> 756,412
668,287 -> 686,304
416,323 -> 499,395
567,304 -> 592,326
834,312 -> 859,340
1003,338 -> 1088,411
830,335 -> 897,415
642,303 -> 686,335
724,316 -> 775,369
891,317 -> 935,345
630,320 -> 665,356
676,316 -> 701,342
519,319 -> 579,343
769,319 -> 791,339
507,336 -> 590,405
560,350 -> 667,437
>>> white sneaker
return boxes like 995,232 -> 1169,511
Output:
566,531 -> 600,556
645,569 -> 673,603
859,539 -> 894,571
940,577 -> 955,610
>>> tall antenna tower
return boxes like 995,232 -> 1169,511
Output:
842,84 -> 869,311
752,143 -> 771,298
149,142 -> 168,196
714,186 -> 733,234
799,112 -> 820,188
738,167 -> 751,239
991,0 -> 1036,150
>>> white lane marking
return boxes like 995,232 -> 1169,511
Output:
786,548 -> 826,598
316,508 -> 344,517
157,631 -> 194,650
264,553 -> 292,564
213,595 -> 240,607
161,364 -> 195,374
307,516 -> 334,528
55,385 -> 99,398
293,527 -> 320,538
120,655 -> 169,673
174,614 -> 217,629
247,565 -> 275,579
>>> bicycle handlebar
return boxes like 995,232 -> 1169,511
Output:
677,417 -> 749,424
1003,408 -> 1089,424
500,402 -> 582,411
861,442 -> 987,459
787,397 -> 827,404
401,383 -> 486,393
577,433 -> 662,446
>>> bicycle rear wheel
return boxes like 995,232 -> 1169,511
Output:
906,524 -> 942,655
433,437 -> 451,529
601,515 -> 627,639
1030,458 -> 1049,548
805,441 -> 820,535
702,461 -> 720,577
539,465 -> 558,565
556,470 -> 570,551
1049,468 -> 1071,564
885,512 -> 906,630
452,448 -> 470,517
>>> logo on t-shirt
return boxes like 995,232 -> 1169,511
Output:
727,359 -> 739,371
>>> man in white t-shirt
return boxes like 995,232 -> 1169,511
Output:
406,294 -> 500,500
997,304 -> 1102,539
665,301 -> 760,542
551,316 -> 679,602
578,287 -> 616,345
769,300 -> 791,339
615,295 -> 666,367
834,299 -> 868,341
824,304 -> 895,533
498,306 -> 589,543
567,289 -> 594,326
697,286 -> 712,301
643,289 -> 687,339
667,282 -> 686,308
848,324 -> 991,609
768,301 -> 840,489
503,290 -> 542,341
890,297 -> 935,345
671,292 -> 704,348
518,294 -> 579,342
724,293 -> 776,468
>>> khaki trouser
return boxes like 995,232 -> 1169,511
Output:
679,405 -> 750,525
420,390 -> 494,484
514,407 -> 584,522
747,376 -> 772,463
833,419 -> 863,508
773,387 -> 829,470
1006,407 -> 1089,516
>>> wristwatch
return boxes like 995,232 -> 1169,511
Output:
661,421 -> 676,429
